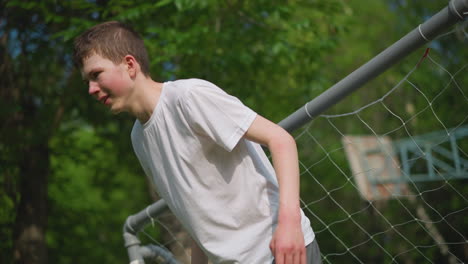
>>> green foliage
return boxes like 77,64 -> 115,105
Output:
0,191 -> 16,261
47,124 -> 151,263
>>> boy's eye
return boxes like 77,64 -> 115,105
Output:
92,71 -> 100,80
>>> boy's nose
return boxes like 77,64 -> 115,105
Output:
88,81 -> 100,95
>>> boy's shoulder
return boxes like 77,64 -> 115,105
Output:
164,78 -> 224,102
130,78 -> 225,137
167,78 -> 217,91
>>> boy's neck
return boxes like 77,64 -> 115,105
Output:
127,76 -> 164,124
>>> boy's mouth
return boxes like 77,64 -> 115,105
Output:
99,95 -> 109,105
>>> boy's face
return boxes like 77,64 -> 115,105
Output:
81,53 -> 133,114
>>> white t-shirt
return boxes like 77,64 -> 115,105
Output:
131,79 -> 314,263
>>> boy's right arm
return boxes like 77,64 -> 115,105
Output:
191,239 -> 208,264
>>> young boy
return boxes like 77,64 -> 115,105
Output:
73,21 -> 321,264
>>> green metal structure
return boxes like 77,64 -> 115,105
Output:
365,125 -> 468,185
395,125 -> 468,183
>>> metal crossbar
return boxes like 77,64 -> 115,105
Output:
278,0 -> 468,132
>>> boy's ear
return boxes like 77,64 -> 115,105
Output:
123,55 -> 139,78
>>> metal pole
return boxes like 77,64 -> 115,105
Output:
279,0 -> 468,133
124,199 -> 168,233
123,199 -> 168,263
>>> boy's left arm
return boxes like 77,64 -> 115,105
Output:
243,115 -> 307,264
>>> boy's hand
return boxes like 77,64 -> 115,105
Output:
243,115 -> 306,263
270,210 -> 306,264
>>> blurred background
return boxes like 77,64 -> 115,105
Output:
1,0 -> 467,263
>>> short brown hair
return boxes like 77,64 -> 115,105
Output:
73,21 -> 150,76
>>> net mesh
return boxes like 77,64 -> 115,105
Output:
294,27 -> 467,263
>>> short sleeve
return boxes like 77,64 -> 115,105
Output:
180,81 -> 257,152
